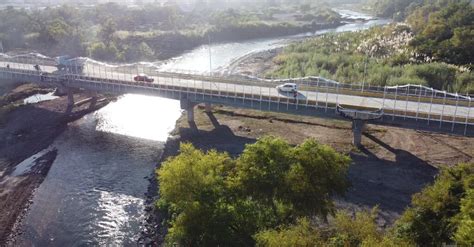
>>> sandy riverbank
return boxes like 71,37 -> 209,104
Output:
144,104 -> 474,244
225,48 -> 281,77
0,82 -> 114,244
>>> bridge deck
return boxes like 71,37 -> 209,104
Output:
0,60 -> 472,136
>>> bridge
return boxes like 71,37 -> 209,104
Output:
0,56 -> 472,146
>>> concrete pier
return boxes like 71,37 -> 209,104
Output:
67,88 -> 74,107
352,120 -> 366,147
205,102 -> 212,113
180,98 -> 197,123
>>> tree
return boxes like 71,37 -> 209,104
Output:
157,143 -> 253,246
124,42 -> 154,61
232,137 -> 351,221
87,41 -> 121,61
255,218 -> 324,247
407,1 -> 474,65
255,209 -> 412,247
99,18 -> 117,46
157,137 -> 351,246
393,163 -> 474,246
454,188 -> 474,245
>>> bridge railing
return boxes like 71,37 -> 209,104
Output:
65,69 -> 472,134
1,55 -> 471,104
0,57 -> 473,135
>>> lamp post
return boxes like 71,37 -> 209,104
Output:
362,52 -> 368,93
208,34 -> 212,76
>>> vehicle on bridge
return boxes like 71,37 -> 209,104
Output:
56,56 -> 86,74
134,73 -> 154,83
276,82 -> 298,92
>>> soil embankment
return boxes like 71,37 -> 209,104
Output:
144,104 -> 474,244
0,82 -> 113,244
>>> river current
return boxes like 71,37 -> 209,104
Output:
14,11 -> 388,246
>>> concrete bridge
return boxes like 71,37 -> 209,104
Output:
0,59 -> 472,146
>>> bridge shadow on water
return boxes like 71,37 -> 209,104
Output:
338,132 -> 438,223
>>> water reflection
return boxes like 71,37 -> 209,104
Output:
17,95 -> 179,246
96,94 -> 182,141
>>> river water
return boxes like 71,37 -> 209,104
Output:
15,11 -> 388,246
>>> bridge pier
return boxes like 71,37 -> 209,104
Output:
66,88 -> 74,107
352,120 -> 366,147
89,91 -> 98,106
205,102 -> 212,113
180,98 -> 197,123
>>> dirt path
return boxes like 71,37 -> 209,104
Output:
0,84 -> 113,244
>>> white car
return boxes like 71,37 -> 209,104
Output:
276,83 -> 298,92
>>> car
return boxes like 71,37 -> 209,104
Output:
134,73 -> 154,83
276,83 -> 297,92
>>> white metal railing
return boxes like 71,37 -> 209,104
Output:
0,57 -> 472,135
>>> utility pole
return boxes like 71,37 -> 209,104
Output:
208,34 -> 212,76
362,53 -> 368,93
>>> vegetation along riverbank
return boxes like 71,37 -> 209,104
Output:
0,2 -> 348,62
235,0 -> 473,93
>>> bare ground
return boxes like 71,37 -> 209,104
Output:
155,105 -> 473,229
0,83 -> 113,244
226,48 -> 281,77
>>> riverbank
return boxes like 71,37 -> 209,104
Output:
224,48 -> 282,76
146,104 -> 474,244
0,83 -> 114,244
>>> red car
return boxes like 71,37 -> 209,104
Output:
134,73 -> 154,83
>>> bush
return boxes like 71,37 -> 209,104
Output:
393,163 -> 474,246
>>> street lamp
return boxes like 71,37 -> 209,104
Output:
208,34 -> 212,76
362,52 -> 368,93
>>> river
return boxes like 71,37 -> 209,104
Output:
14,11 -> 389,246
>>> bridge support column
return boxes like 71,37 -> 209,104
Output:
66,88 -> 74,107
180,98 -> 197,123
89,91 -> 98,106
187,106 -> 195,122
352,120 -> 366,147
205,102 -> 212,113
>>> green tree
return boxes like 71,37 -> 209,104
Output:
255,209 -> 412,247
454,188 -> 474,245
157,143 -> 253,246
255,218 -> 324,247
393,163 -> 474,246
124,42 -> 154,61
157,137 -> 351,246
232,137 -> 351,221
99,18 -> 117,46
87,41 -> 121,61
